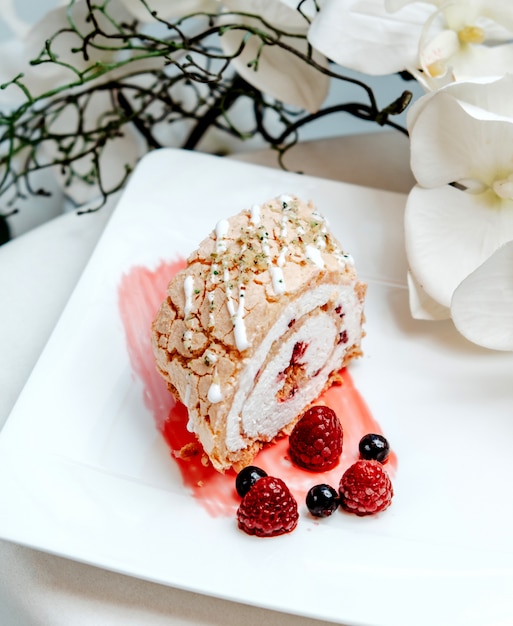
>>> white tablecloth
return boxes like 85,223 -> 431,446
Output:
0,133 -> 413,626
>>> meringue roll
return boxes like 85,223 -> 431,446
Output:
151,195 -> 366,472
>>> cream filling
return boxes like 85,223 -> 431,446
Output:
241,313 -> 337,438
226,281 -> 362,452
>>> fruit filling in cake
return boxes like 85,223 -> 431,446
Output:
151,194 -> 366,472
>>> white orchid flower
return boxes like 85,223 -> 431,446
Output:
219,0 -> 330,112
405,75 -> 513,350
307,0 -> 513,90
308,0 -> 430,76
391,0 -> 513,83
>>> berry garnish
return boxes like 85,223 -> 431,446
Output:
289,405 -> 343,471
358,433 -> 390,463
306,484 -> 339,518
237,476 -> 299,537
339,459 -> 393,516
235,465 -> 268,497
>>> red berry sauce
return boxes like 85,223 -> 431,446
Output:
118,259 -> 397,518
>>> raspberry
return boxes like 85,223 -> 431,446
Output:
339,460 -> 393,516
289,405 -> 343,471
236,476 -> 299,537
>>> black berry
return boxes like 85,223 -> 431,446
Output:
235,465 -> 268,497
306,484 -> 339,517
358,433 -> 390,463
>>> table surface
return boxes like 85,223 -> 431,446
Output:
0,132 -> 413,626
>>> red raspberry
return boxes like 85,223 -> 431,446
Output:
236,476 -> 299,537
289,405 -> 343,471
339,459 -> 393,516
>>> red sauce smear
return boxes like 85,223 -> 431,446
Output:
118,259 -> 397,517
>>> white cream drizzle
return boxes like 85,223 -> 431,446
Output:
224,270 -> 250,351
250,204 -> 261,226
210,219 -> 253,351
208,371 -> 223,403
305,244 -> 325,269
277,245 -> 288,267
234,284 -> 249,351
211,263 -> 219,284
315,229 -> 327,250
184,379 -> 194,431
256,213 -> 291,296
270,266 -> 285,295
260,229 -> 270,258
280,218 -> 288,238
215,219 -> 229,253
184,381 -> 191,408
204,349 -> 218,365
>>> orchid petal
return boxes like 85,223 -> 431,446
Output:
407,75 -> 513,136
388,0 -> 513,32
419,29 -> 459,78
407,271 -> 451,320
472,0 -> 513,33
450,42 -> 513,82
385,0 -> 414,11
220,1 -> 329,111
307,0 -> 430,75
440,75 -> 513,119
118,0 -> 219,21
386,0 -> 442,11
451,241 -> 513,351
223,0 -> 310,29
0,40 -> 28,106
276,0 -> 319,19
0,0 -> 32,38
221,29 -> 329,111
408,91 -> 513,188
405,185 -> 513,307
22,1 -> 135,84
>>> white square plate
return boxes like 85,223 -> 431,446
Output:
0,149 -> 512,626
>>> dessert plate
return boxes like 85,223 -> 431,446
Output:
0,149 -> 512,626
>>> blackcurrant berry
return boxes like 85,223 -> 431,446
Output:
358,433 -> 390,463
235,465 -> 268,497
306,483 -> 339,517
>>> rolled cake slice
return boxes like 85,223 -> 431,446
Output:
151,194 -> 366,472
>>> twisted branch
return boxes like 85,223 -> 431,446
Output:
0,2 -> 411,219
